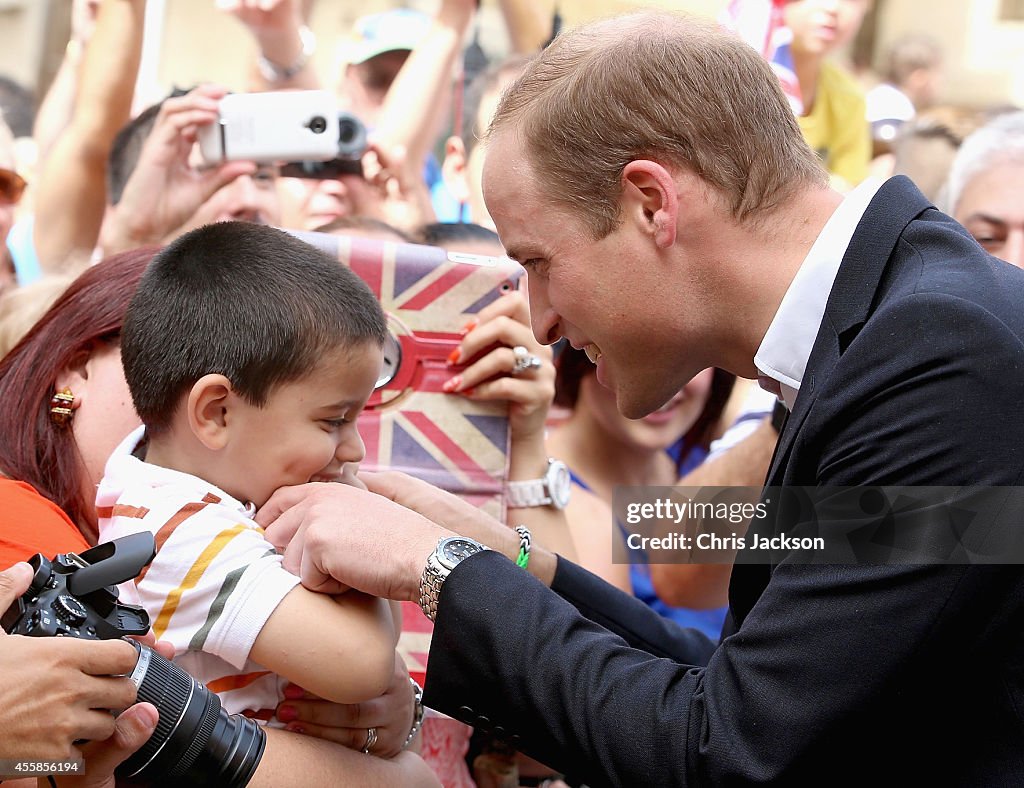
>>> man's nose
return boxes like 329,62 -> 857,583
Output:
527,280 -> 561,345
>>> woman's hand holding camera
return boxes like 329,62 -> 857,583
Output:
0,562 -> 174,788
0,562 -> 157,788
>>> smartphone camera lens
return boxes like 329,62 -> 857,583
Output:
307,116 -> 328,134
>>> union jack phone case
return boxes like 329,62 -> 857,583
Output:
289,230 -> 523,521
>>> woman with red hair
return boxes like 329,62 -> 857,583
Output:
0,247 -> 154,562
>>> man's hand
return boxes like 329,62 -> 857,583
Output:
0,564 -> 142,761
100,84 -> 258,252
216,0 -> 302,35
362,471 -> 560,586
362,471 -> 517,552
255,483 -> 451,599
357,139 -> 437,234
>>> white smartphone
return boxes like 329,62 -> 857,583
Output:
198,90 -> 340,164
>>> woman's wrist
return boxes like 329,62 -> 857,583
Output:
507,438 -> 549,482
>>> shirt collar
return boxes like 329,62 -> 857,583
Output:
754,178 -> 883,409
101,426 -> 256,518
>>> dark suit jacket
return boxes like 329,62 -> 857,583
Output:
423,177 -> 1024,786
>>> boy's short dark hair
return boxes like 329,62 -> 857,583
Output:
122,222 -> 387,435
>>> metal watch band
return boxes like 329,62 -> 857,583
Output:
418,554 -> 446,622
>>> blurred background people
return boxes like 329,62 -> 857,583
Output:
944,111 -> 1024,268
888,104 -> 981,202
0,115 -> 22,295
866,33 -> 943,156
783,0 -> 873,190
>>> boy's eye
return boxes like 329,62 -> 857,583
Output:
321,417 -> 351,429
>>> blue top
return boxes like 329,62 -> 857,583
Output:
569,444 -> 728,642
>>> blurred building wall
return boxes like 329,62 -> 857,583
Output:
0,1 -> 1021,116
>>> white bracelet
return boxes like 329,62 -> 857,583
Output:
257,25 -> 315,83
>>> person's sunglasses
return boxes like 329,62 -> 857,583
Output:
0,168 -> 26,205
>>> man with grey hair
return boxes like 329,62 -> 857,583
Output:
254,11 -> 1024,786
944,110 -> 1024,268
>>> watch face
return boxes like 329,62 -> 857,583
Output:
438,537 -> 484,569
547,460 -> 572,509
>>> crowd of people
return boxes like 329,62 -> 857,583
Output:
0,0 -> 1022,786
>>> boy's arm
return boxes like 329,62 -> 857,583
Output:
250,585 -> 396,704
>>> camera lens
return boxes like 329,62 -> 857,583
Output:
117,643 -> 265,787
307,116 -> 328,135
336,112 -> 368,160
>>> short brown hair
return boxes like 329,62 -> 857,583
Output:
488,12 -> 826,238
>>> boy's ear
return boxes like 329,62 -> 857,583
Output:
187,374 -> 234,451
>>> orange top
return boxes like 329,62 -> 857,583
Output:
0,478 -> 89,569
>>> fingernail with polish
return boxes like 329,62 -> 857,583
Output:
443,376 -> 461,392
447,347 -> 462,365
277,704 -> 297,723
283,684 -> 305,700
285,723 -> 305,735
462,386 -> 475,397
460,318 -> 479,336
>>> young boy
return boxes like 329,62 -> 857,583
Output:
96,221 -> 396,725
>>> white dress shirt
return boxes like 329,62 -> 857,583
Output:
754,178 -> 884,409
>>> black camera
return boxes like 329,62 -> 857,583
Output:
280,110 -> 368,180
1,533 -> 265,787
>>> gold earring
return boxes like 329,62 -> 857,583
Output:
50,387 -> 75,427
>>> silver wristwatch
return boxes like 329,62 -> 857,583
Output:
418,536 -> 489,621
506,458 -> 571,509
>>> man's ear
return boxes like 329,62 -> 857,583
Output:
187,374 -> 233,451
621,160 -> 679,248
441,135 -> 470,204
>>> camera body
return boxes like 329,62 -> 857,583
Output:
198,89 -> 341,164
1,532 -> 153,640
2,533 -> 265,787
278,111 -> 368,179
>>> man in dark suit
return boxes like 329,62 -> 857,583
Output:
256,11 -> 1024,786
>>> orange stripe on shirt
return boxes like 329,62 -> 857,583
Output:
96,503 -> 150,520
206,670 -> 272,694
136,501 -> 211,584
151,523 -> 248,639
